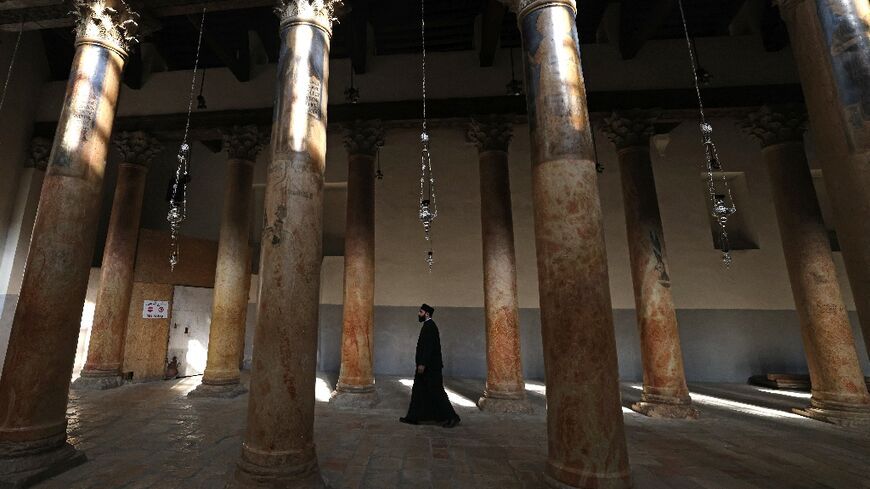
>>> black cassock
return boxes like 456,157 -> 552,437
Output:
403,318 -> 460,424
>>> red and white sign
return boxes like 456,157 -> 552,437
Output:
142,300 -> 169,319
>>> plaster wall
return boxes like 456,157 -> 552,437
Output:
315,305 -> 870,383
0,33 -> 48,280
0,33 -> 49,369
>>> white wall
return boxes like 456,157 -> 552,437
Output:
0,32 -> 49,369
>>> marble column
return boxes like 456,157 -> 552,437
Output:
741,105 -> 870,427
502,0 -> 631,487
467,116 -> 532,414
231,1 -> 340,487
601,110 -> 697,420
190,125 -> 263,399
0,1 -> 138,485
776,0 -> 870,360
74,131 -> 161,391
330,120 -> 383,408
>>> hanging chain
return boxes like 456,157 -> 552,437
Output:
677,0 -> 736,267
167,7 -> 206,271
0,17 -> 24,147
375,145 -> 383,180
418,0 -> 437,272
421,0 -> 427,135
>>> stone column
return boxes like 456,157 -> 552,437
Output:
330,120 -> 383,408
467,116 -> 531,414
74,131 -> 161,391
502,0 -> 631,487
741,105 -> 870,427
776,0 -> 870,360
231,1 -> 340,487
601,110 -> 697,420
190,125 -> 263,399
0,1 -> 138,485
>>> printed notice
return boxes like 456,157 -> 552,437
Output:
142,300 -> 169,319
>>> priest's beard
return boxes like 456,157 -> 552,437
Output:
418,315 -> 426,323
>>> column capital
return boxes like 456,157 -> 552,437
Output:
275,0 -> 345,32
498,0 -> 576,19
113,131 -> 162,168
27,137 -> 51,171
600,109 -> 660,151
222,125 -> 266,162
739,104 -> 808,148
72,0 -> 140,57
342,120 -> 385,157
467,116 -> 513,153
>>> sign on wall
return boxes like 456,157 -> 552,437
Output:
142,300 -> 169,319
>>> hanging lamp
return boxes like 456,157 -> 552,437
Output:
167,7 -> 206,271
677,0 -> 736,267
417,0 -> 438,272
344,66 -> 360,104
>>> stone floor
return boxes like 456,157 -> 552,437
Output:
35,373 -> 870,489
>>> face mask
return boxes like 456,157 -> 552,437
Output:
418,314 -> 426,323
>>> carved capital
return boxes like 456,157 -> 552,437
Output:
72,0 -> 140,56
342,120 -> 385,157
467,116 -> 513,153
28,137 -> 51,171
275,0 -> 345,32
498,0 -> 576,19
222,125 -> 266,162
600,109 -> 660,150
113,131 -> 162,167
739,104 -> 808,147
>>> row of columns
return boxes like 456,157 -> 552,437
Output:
0,0 -> 868,487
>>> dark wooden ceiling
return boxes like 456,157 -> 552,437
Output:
18,0 -> 786,83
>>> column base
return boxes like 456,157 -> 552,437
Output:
329,385 -> 379,408
229,446 -> 324,489
630,400 -> 699,420
793,405 -> 870,428
187,382 -> 248,399
478,395 -> 534,414
0,442 -> 86,488
543,465 -> 632,489
70,372 -> 125,391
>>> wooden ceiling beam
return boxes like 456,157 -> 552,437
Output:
478,0 -> 505,67
0,0 -> 275,31
32,84 -> 805,142
349,0 -> 369,74
123,44 -> 145,89
187,13 -> 251,82
576,0 -> 609,44
618,0 -> 675,60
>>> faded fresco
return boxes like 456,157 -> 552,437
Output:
816,0 -> 870,153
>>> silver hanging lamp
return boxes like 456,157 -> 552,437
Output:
418,0 -> 437,272
167,7 -> 206,271
677,0 -> 736,267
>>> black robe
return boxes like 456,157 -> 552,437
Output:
404,318 -> 460,423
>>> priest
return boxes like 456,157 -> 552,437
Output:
400,304 -> 461,428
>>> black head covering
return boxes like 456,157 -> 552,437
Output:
420,303 -> 435,316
